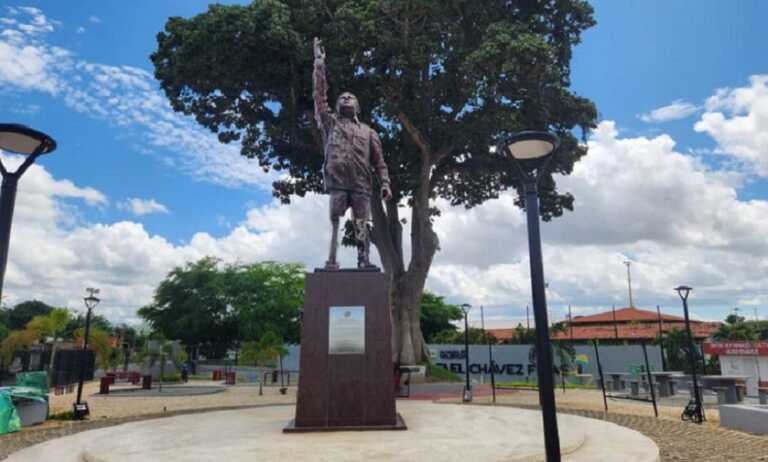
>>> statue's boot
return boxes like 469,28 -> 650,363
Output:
355,219 -> 376,269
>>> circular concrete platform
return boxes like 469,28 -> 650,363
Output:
105,385 -> 225,397
6,402 -> 659,462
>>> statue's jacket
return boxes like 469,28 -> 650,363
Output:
313,58 -> 390,195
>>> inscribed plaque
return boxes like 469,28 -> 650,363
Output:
329,306 -> 365,354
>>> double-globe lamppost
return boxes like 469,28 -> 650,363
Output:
500,131 -> 561,462
675,285 -> 705,423
74,287 -> 100,420
0,124 -> 57,302
460,303 -> 472,402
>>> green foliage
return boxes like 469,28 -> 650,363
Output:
26,308 -> 71,341
714,314 -> 759,341
0,323 -> 7,343
420,292 -> 462,342
48,411 -> 76,421
6,300 -> 54,331
496,380 -> 593,390
656,328 -> 704,373
501,323 -> 535,344
224,261 -> 304,344
0,329 -> 38,365
528,324 -> 576,376
152,0 -> 597,215
431,327 -> 496,345
74,327 -> 114,370
151,0 -> 598,362
63,313 -> 114,340
239,331 -> 289,367
139,258 -> 303,357
138,257 -> 238,358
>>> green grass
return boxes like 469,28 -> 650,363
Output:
48,411 -> 76,421
496,380 -> 596,390
425,363 -> 462,382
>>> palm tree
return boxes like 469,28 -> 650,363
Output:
26,308 -> 71,384
138,333 -> 187,391
528,323 -> 576,388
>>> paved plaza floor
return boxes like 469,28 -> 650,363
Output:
4,401 -> 658,462
1,381 -> 767,461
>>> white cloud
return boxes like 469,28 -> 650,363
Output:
694,75 -> 768,176
118,198 -> 170,216
423,120 -> 768,326
639,99 -> 700,123
76,26 -> 85,34
0,7 -> 273,189
3,118 -> 768,327
88,15 -> 101,24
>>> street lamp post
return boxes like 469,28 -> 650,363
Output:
480,305 -> 497,403
0,124 -> 56,301
460,303 -> 472,402
501,131 -> 561,462
74,287 -> 100,420
675,285 -> 704,424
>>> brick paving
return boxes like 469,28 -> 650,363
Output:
502,403 -> 768,462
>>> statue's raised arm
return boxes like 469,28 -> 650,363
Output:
313,37 -> 333,140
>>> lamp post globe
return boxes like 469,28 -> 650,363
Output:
74,288 -> 100,420
0,124 -> 57,155
460,303 -> 472,402
0,124 -> 57,302
503,130 -> 558,161
501,130 -> 561,462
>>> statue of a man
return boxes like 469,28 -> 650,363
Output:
313,38 -> 392,270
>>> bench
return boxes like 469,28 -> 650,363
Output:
759,387 -> 768,405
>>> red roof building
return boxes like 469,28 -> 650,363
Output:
489,307 -> 721,344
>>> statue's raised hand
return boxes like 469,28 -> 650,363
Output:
313,37 -> 325,62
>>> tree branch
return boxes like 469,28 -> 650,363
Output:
397,111 -> 430,158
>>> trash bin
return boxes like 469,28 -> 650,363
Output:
100,377 -> 111,395
142,375 -> 152,390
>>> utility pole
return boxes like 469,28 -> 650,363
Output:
568,304 -> 574,345
624,260 -> 634,308
526,305 -> 531,330
612,304 -> 619,340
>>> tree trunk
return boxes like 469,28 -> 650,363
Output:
371,153 -> 439,365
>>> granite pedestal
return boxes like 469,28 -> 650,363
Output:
286,270 -> 403,432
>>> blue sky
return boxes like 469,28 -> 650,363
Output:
0,1 -> 767,326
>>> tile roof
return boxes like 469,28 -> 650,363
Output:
567,307 -> 686,324
488,321 -> 721,342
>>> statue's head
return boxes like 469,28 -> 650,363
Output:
335,92 -> 360,118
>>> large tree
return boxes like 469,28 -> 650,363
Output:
222,261 -> 304,344
138,257 -> 238,358
152,0 -> 598,363
138,258 -> 303,357
420,291 -> 462,342
5,300 -> 54,331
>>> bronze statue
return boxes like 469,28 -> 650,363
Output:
313,37 -> 392,270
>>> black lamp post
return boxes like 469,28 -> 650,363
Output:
74,287 -> 100,420
675,285 -> 704,423
0,124 -> 56,302
460,303 -> 472,402
501,130 -> 561,461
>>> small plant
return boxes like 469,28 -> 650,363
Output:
48,411 -> 76,421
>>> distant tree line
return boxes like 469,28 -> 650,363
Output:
0,300 -> 144,374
